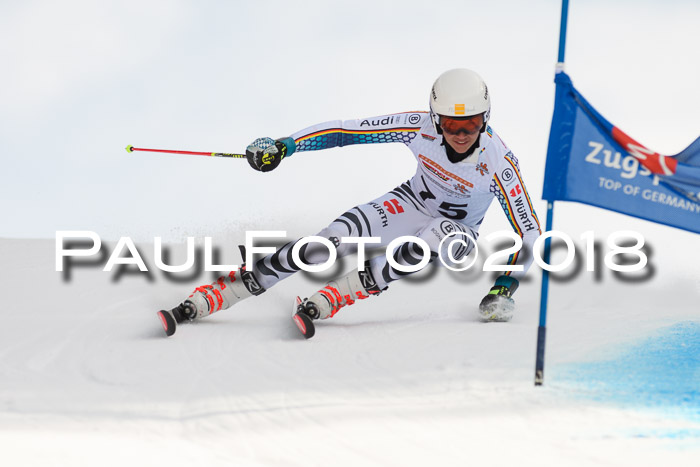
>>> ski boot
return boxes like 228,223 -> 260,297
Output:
292,266 -> 383,339
157,265 -> 265,337
478,293 -> 515,322
478,277 -> 518,322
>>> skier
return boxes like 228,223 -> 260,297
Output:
157,69 -> 541,337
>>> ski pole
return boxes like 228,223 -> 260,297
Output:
125,145 -> 246,159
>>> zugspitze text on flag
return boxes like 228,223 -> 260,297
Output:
542,71 -> 700,234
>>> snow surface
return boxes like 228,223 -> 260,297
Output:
2,1 -> 699,465
1,235 -> 698,466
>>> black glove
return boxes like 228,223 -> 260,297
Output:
479,275 -> 518,321
245,137 -> 296,172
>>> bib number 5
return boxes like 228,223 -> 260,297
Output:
437,201 -> 469,220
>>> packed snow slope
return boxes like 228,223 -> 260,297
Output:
0,230 -> 698,467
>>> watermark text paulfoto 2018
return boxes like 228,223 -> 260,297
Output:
55,230 -> 648,275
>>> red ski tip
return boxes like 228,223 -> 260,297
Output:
292,296 -> 315,339
293,314 -> 307,334
293,312 -> 315,339
157,310 -> 176,337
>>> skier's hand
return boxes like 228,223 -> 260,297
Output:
246,137 -> 296,172
478,275 -> 518,322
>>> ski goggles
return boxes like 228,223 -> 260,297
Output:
439,114 -> 483,136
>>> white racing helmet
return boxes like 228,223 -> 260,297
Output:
429,68 -> 490,133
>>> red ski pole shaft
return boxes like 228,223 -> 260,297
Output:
125,145 -> 246,159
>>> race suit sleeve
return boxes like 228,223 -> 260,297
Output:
489,152 -> 542,281
290,112 -> 426,152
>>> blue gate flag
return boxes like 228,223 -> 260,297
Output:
543,71 -> 700,234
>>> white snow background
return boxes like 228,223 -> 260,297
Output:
1,0 -> 699,466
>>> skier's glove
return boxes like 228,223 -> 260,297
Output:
246,137 -> 296,172
479,275 -> 518,322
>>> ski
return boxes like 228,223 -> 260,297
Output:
292,296 -> 315,339
157,298 -> 315,338
478,295 -> 515,322
157,309 -> 177,336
